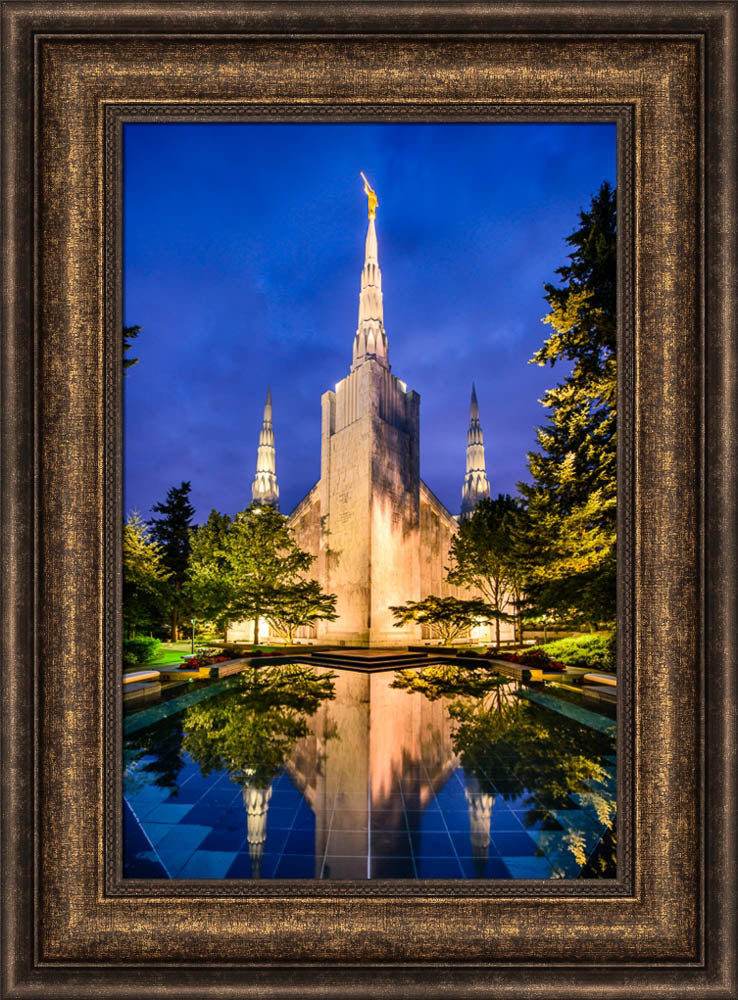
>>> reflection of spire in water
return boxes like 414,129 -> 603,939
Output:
243,781 -> 273,879
464,773 -> 495,877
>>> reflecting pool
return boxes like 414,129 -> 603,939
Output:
123,663 -> 616,879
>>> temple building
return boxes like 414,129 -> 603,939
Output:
230,178 -> 511,647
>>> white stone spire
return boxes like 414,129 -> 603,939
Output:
352,175 -> 389,372
465,774 -> 496,877
461,383 -> 491,519
243,781 -> 272,879
251,387 -> 279,509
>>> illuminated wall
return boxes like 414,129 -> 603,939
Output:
230,200 -> 514,648
295,357 -> 423,646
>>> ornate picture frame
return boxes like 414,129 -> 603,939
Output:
1,3 -> 735,997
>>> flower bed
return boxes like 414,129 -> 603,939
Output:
488,647 -> 566,672
181,648 -> 233,670
178,647 -> 286,672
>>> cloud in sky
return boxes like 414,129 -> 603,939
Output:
123,121 -> 616,522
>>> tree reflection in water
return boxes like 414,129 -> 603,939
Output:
181,664 -> 336,875
124,714 -> 187,793
393,664 -> 616,876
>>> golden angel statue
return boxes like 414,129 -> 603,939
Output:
360,172 -> 378,220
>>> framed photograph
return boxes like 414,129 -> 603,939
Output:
120,119 -> 620,887
2,3 -> 735,997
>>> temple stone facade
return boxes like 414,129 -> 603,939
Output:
230,180 -> 511,647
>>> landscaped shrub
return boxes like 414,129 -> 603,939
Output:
216,643 -> 248,659
207,642 -> 248,658
604,632 -> 616,670
123,636 -> 162,667
533,634 -> 615,671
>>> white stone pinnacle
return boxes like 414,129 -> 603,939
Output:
352,210 -> 390,372
251,386 -> 279,509
461,382 -> 491,519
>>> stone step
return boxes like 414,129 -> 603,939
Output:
582,683 -> 617,703
123,669 -> 161,684
583,672 -> 617,687
487,658 -> 544,682
123,681 -> 161,704
307,650 -> 433,672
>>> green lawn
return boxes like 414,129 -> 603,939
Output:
138,642 -> 281,668
149,645 -> 190,666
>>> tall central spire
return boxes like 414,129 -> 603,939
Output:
352,173 -> 389,372
461,383 -> 491,519
251,387 -> 279,509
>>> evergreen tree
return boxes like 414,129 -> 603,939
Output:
122,511 -> 171,637
518,181 -> 617,625
123,324 -> 141,373
149,481 -> 195,640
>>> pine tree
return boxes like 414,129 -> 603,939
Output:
149,481 -> 195,640
122,511 -> 171,637
123,324 -> 141,373
518,181 -> 617,626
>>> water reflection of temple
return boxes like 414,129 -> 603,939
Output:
284,669 -> 458,878
128,662 -> 615,879
177,664 -> 546,878
464,774 -> 496,878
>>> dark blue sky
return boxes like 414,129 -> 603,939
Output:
123,122 -> 615,523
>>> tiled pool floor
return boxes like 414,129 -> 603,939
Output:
124,666 -> 616,880
125,760 -> 616,879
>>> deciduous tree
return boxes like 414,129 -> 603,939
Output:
182,664 -> 337,787
266,580 -> 338,643
446,495 -> 521,648
187,509 -> 232,634
390,595 -> 498,646
187,503 -> 336,645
